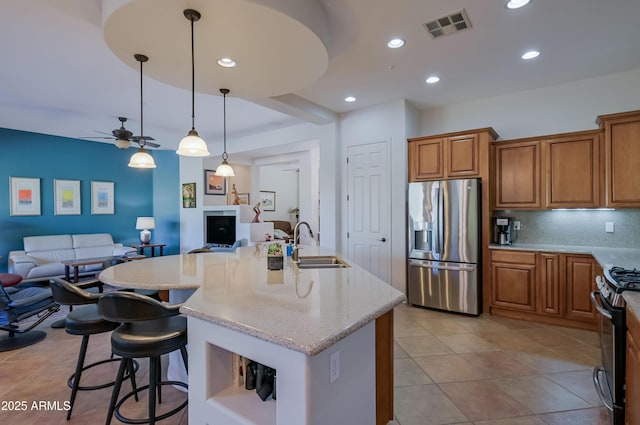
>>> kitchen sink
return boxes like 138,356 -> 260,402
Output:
295,256 -> 350,269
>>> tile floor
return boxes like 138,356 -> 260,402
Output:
0,303 -> 608,425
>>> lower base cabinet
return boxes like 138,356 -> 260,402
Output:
627,308 -> 640,425
490,249 -> 599,329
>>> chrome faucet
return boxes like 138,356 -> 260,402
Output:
292,221 -> 314,262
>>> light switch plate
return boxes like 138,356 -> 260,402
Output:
330,351 -> 340,383
605,222 -> 615,233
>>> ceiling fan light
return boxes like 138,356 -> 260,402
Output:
215,160 -> 235,177
177,129 -> 210,156
115,138 -> 131,149
128,148 -> 157,168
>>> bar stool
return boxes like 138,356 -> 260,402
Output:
98,291 -> 188,425
49,278 -> 138,420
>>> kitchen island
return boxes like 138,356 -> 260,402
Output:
170,246 -> 403,425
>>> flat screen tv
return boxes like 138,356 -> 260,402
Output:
205,215 -> 236,246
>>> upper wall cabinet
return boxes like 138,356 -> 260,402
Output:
543,130 -> 601,208
493,130 -> 602,210
408,128 -> 497,182
493,139 -> 541,209
597,110 -> 640,208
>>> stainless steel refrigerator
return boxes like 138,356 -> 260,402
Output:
407,178 -> 481,315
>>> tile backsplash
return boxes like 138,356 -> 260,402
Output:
494,209 -> 640,248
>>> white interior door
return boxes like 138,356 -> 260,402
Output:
347,141 -> 391,283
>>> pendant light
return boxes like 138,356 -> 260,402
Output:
215,88 -> 235,176
128,54 -> 157,169
176,9 -> 210,157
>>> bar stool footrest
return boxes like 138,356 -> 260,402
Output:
68,358 -> 139,391
114,381 -> 188,425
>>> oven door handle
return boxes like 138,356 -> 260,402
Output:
590,291 -> 613,320
593,366 -> 614,412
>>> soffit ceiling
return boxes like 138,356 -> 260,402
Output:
0,0 -> 639,160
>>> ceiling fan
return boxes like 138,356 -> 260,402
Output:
86,116 -> 160,150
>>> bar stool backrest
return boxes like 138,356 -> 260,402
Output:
98,291 -> 181,323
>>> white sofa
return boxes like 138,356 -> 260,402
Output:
8,233 -> 136,281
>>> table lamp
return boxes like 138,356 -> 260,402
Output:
136,217 -> 155,244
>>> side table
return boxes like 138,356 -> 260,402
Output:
130,243 -> 166,258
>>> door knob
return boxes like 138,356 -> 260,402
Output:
377,237 -> 386,242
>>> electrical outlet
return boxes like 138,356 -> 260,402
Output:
513,221 -> 521,230
329,351 -> 340,383
605,222 -> 615,233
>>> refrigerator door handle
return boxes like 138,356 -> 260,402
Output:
408,260 -> 475,272
433,185 -> 441,255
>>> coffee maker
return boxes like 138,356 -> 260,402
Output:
494,217 -> 513,245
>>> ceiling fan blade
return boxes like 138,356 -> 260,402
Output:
83,136 -> 116,140
145,141 -> 161,148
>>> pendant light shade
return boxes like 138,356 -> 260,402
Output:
128,149 -> 157,168
215,88 -> 235,177
129,54 -> 156,169
176,9 -> 210,157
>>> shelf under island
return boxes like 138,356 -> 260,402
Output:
179,246 -> 405,425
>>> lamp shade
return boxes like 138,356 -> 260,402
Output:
136,217 -> 155,230
176,129 -> 210,157
214,160 -> 235,177
128,149 -> 157,168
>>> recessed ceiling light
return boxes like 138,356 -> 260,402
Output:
217,57 -> 237,68
426,76 -> 440,84
345,96 -> 356,102
521,50 -> 540,60
506,0 -> 530,9
387,38 -> 405,49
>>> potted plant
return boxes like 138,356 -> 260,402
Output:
267,243 -> 284,270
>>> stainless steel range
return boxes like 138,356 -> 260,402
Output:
592,266 -> 640,425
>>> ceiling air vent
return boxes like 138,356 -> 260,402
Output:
423,9 -> 472,39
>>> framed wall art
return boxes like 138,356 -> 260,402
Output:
204,169 -> 226,195
260,190 -> 276,211
182,182 -> 196,208
237,193 -> 250,205
54,179 -> 81,215
91,181 -> 114,215
9,176 -> 41,216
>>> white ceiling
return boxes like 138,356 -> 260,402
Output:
1,0 -> 640,161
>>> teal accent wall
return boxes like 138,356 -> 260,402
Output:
0,128 -> 180,272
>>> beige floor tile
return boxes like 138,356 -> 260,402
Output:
473,416 -> 549,425
394,341 -> 410,359
394,318 -> 432,337
473,329 -> 548,351
394,384 -> 468,425
502,346 -> 590,374
414,351 -> 533,383
540,406 -> 609,425
413,317 -> 471,336
439,380 -> 532,421
395,334 -> 454,357
490,375 -> 591,414
435,333 -> 500,354
546,342 -> 601,368
545,370 -> 603,406
394,358 -> 433,387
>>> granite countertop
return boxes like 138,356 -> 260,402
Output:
178,246 -> 406,356
489,243 -> 640,317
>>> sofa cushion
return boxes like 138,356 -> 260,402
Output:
24,235 -> 73,253
26,262 -> 66,279
72,233 -> 115,248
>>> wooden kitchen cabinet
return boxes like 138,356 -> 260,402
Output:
491,250 -> 537,312
597,110 -> 640,208
493,140 -> 541,209
490,249 -> 599,329
543,130 -> 602,208
408,128 -> 497,182
408,137 -> 444,180
537,253 -> 560,315
564,255 -> 598,322
626,307 -> 640,425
